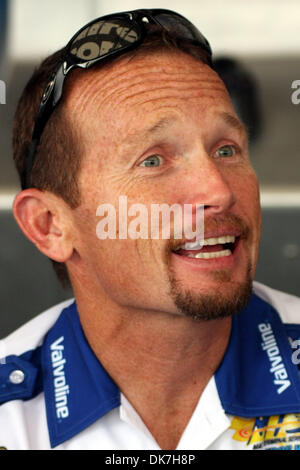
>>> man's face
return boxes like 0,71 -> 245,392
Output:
68,50 -> 261,320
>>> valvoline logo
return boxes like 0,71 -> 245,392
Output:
50,336 -> 70,420
258,323 -> 291,394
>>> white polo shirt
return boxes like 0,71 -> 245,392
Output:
1,281 -> 300,451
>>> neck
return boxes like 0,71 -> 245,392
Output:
73,282 -> 232,449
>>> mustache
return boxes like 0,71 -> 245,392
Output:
168,213 -> 250,252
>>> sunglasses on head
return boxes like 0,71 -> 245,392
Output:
22,8 -> 212,190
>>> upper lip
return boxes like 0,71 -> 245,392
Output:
197,229 -> 241,240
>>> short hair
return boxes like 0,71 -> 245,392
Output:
12,23 -> 212,287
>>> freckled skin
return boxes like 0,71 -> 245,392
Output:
67,50 -> 261,315
57,49 -> 262,449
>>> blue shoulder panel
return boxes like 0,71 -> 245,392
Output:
215,293 -> 300,416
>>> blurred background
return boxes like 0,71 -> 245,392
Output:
0,0 -> 299,338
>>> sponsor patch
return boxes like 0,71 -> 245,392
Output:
230,414 -> 300,449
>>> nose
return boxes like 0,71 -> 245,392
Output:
180,151 -> 236,216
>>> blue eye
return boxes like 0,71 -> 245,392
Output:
139,155 -> 163,167
215,145 -> 236,158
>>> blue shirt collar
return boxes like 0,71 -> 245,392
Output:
215,294 -> 300,417
41,302 -> 120,448
40,293 -> 300,448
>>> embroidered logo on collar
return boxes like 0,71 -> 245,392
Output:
43,302 -> 121,447
258,323 -> 291,394
50,336 -> 70,420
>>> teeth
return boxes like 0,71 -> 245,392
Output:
187,249 -> 232,259
203,235 -> 235,246
178,235 -> 236,251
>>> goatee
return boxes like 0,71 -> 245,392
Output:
168,263 -> 253,321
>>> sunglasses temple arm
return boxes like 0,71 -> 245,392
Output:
21,65 -> 67,190
21,139 -> 38,190
53,64 -> 67,107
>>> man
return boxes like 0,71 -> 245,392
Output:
1,9 -> 300,451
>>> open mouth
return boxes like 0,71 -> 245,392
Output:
172,235 -> 240,259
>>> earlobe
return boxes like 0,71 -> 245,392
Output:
13,189 -> 74,263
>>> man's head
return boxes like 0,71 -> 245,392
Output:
13,10 -> 261,320
12,10 -> 212,286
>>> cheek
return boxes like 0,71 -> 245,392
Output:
227,166 -> 261,247
229,166 -> 260,215
243,171 -> 261,223
234,169 -> 261,249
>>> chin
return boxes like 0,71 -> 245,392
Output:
168,263 -> 253,321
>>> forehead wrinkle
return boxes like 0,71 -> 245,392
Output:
119,85 -> 226,108
66,53 -> 229,147
99,66 -> 218,88
93,60 -> 215,101
96,79 -> 227,118
69,58 -> 224,115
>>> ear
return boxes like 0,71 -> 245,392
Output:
13,189 -> 75,263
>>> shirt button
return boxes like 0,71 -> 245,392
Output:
9,370 -> 25,385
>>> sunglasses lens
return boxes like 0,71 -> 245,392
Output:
69,18 -> 140,61
154,12 -> 211,52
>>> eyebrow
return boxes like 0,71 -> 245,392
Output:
145,117 -> 174,135
124,112 -> 248,145
124,116 -> 175,144
220,112 -> 248,138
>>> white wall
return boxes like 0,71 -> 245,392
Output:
8,0 -> 300,61
8,0 -> 97,60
